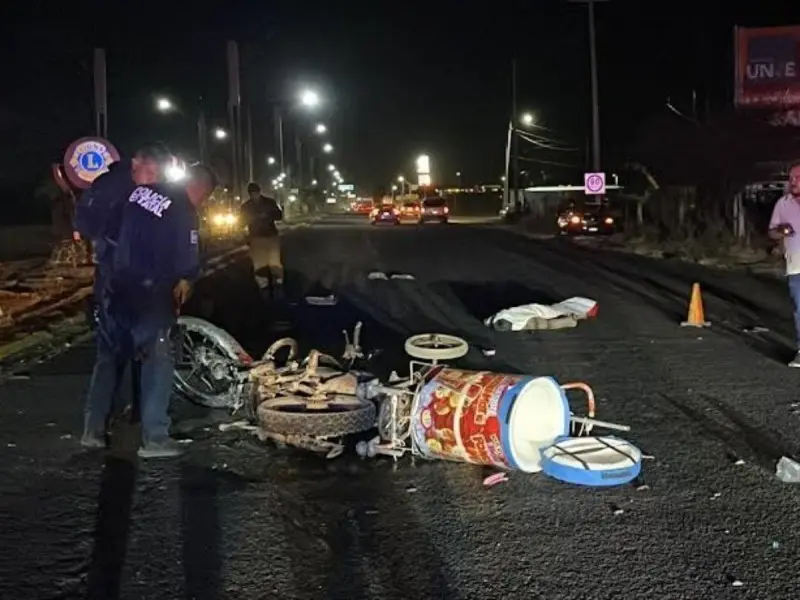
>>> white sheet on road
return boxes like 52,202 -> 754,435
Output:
485,296 -> 598,331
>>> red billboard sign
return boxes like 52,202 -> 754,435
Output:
735,25 -> 800,109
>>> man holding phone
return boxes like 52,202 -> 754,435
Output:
769,162 -> 800,367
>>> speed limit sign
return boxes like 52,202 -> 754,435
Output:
584,172 -> 606,195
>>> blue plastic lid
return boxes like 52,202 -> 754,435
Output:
540,436 -> 642,487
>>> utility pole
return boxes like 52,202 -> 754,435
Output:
246,106 -> 254,184
295,133 -> 303,192
93,49 -> 108,138
511,58 -> 519,206
197,102 -> 208,164
570,0 -> 606,171
226,41 -> 242,200
273,105 -> 285,175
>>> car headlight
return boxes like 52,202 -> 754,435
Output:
570,215 -> 581,224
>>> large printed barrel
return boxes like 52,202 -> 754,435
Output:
411,368 -> 571,472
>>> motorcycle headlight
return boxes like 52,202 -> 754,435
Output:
212,214 -> 226,226
224,213 -> 237,225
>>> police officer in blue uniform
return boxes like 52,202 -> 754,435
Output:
105,164 -> 216,458
75,143 -> 171,448
78,162 -> 216,458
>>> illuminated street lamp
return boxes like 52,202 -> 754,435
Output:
156,97 -> 174,112
327,164 -> 336,172
213,127 -> 228,140
267,156 -> 276,165
311,179 -> 318,186
323,143 -> 333,153
520,112 -> 535,126
397,175 -> 406,195
299,89 -> 321,108
315,123 -> 327,134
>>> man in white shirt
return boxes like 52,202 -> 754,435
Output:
769,162 -> 800,367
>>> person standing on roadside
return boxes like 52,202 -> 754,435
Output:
75,143 -> 171,448
240,182 -> 283,296
99,164 -> 217,458
769,162 -> 800,367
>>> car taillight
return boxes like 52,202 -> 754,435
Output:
604,217 -> 614,224
570,215 -> 581,224
443,206 -> 449,214
392,208 -> 400,216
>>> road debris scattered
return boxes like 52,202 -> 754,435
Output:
775,456 -> 800,483
305,294 -> 338,306
743,326 -> 769,334
219,420 -> 258,433
483,472 -> 509,487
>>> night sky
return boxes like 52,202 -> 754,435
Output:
0,0 -> 795,196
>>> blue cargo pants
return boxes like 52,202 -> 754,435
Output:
83,285 -> 176,443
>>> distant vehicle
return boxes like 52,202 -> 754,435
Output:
419,197 -> 449,224
557,206 -> 615,235
370,203 -> 400,225
353,199 -> 374,215
399,201 -> 420,222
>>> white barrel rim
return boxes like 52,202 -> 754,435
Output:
540,436 -> 643,487
505,376 -> 571,473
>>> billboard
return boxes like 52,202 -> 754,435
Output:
735,25 -> 800,109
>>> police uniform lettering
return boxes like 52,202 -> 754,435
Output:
128,187 -> 172,218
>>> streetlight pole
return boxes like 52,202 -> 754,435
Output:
511,58 -> 519,207
93,48 -> 108,138
246,106 -> 254,183
570,0 -> 606,171
197,105 -> 208,164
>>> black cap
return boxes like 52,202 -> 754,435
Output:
247,182 -> 261,193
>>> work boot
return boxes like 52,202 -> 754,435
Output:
789,352 -> 800,368
137,438 -> 185,459
80,430 -> 107,449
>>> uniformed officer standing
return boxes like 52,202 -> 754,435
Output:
74,143 -> 172,449
80,164 -> 216,458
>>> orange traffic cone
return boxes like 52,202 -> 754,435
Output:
681,282 -> 710,327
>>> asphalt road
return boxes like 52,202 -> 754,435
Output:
2,213 -> 800,599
